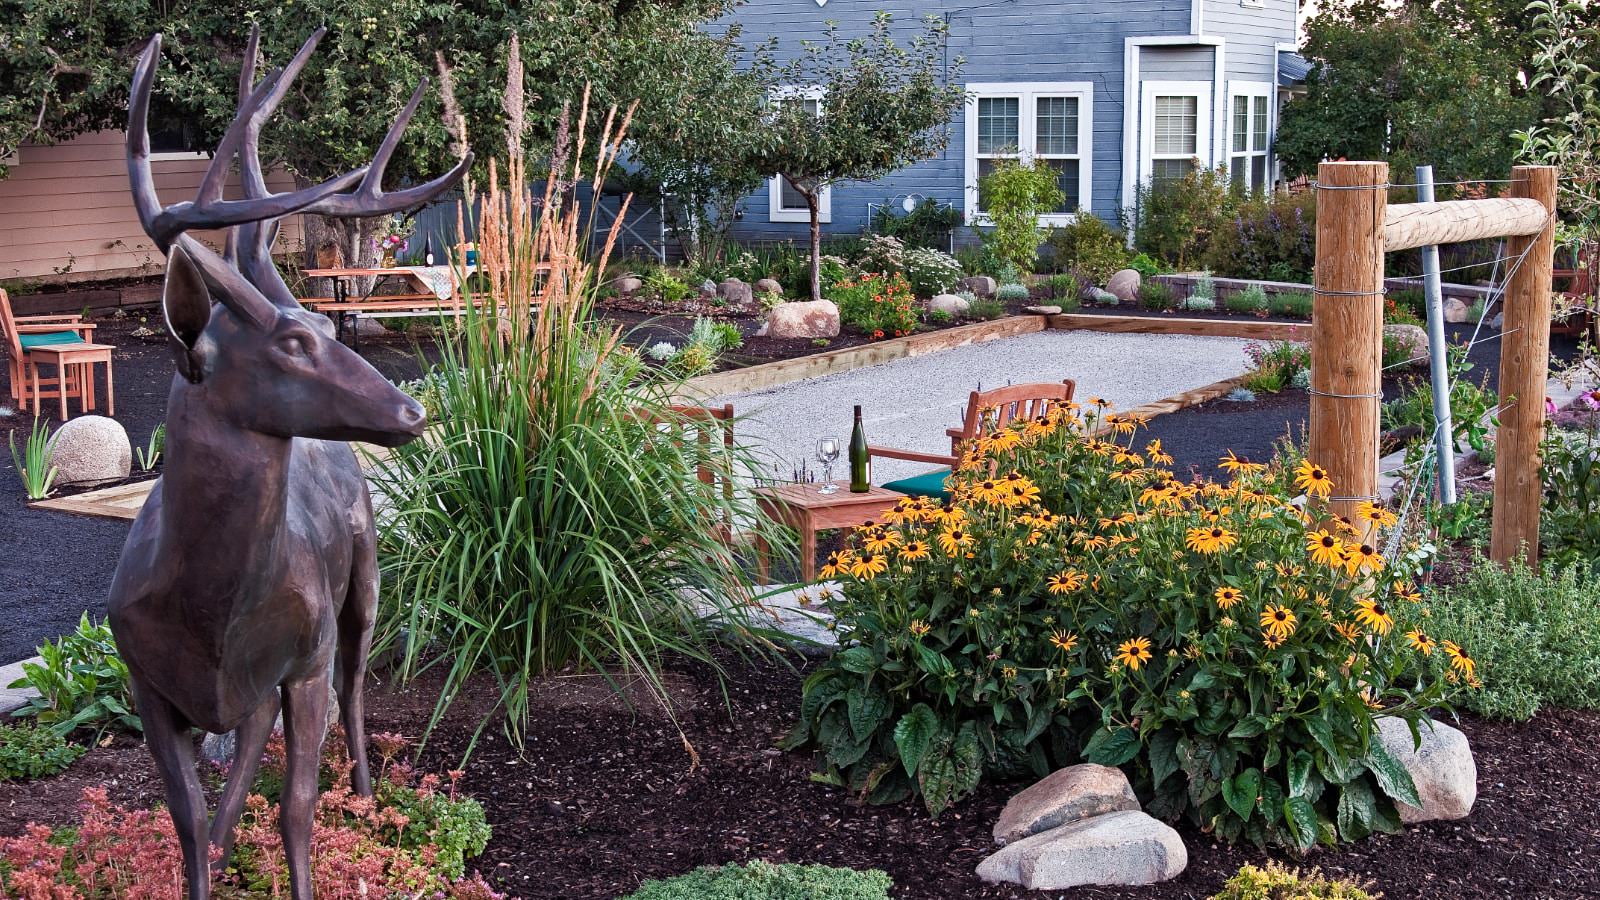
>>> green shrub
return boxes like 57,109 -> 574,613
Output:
968,297 -> 1006,320
690,316 -> 744,353
832,271 -> 920,338
1270,291 -> 1315,319
1211,862 -> 1377,900
1139,281 -> 1176,311
1381,350 -> 1497,460
1181,296 -> 1217,312
925,308 -> 954,326
1131,165 -> 1235,270
1202,189 -> 1316,283
1045,273 -> 1083,306
1383,297 -> 1425,327
372,170 -> 784,745
903,246 -> 964,297
622,861 -> 893,900
855,233 -> 906,276
1240,370 -> 1285,393
979,158 -> 1064,275
1047,212 -> 1129,283
1428,559 -> 1600,720
1541,427 -> 1600,566
8,613 -> 140,736
1388,287 -> 1427,321
788,410 -> 1465,847
644,269 -> 692,304
954,243 -> 1008,279
1226,284 -> 1270,315
995,282 -> 1031,303
0,723 -> 86,781
1244,340 -> 1311,388
1129,252 -> 1165,277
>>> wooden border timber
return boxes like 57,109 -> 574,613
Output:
1046,313 -> 1312,342
682,315 -> 1046,398
1090,374 -> 1251,435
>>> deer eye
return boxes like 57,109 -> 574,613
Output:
278,335 -> 312,358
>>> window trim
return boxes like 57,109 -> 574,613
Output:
768,85 -> 831,224
1139,80 -> 1212,187
149,150 -> 211,162
963,81 -> 1094,228
1227,80 -> 1274,192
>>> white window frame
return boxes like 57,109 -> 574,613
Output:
1228,81 -> 1274,192
767,86 -> 830,224
1139,80 -> 1212,187
149,150 -> 211,162
1239,0 -> 1265,8
963,81 -> 1094,228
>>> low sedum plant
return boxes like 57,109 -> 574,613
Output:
0,723 -> 86,781
622,861 -> 893,899
1210,861 -> 1377,899
788,402 -> 1471,849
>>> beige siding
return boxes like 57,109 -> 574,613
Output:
0,130 -> 303,282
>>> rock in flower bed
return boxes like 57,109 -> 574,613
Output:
785,401 -> 1479,850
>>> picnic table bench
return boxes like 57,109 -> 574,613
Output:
302,262 -> 555,351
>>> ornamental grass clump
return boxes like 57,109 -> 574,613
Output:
788,402 -> 1472,848
371,101 -> 783,749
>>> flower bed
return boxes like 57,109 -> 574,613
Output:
788,402 -> 1473,848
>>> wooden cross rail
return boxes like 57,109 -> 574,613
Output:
1313,162 -> 1557,565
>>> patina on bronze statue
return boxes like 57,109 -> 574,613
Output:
108,27 -> 470,900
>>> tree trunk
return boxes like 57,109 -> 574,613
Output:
807,191 -> 823,304
295,175 -> 381,295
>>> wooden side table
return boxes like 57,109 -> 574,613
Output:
28,343 -> 115,420
753,482 -> 905,584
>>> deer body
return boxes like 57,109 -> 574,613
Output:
110,26 -> 469,900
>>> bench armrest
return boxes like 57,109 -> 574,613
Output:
16,314 -> 84,324
867,445 -> 958,467
16,322 -> 95,334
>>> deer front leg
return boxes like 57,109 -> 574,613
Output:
208,693 -> 281,875
336,531 -> 379,796
279,673 -> 332,900
130,675 -> 212,900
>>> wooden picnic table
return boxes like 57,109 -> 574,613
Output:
302,265 -> 472,350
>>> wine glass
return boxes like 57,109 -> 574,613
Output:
815,438 -> 841,494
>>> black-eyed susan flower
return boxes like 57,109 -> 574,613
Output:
937,528 -> 975,556
1334,621 -> 1363,643
1343,542 -> 1385,576
1260,604 -> 1298,639
1405,628 -> 1436,655
1185,525 -> 1238,554
899,540 -> 931,562
1214,586 -> 1244,610
1393,581 -> 1423,603
849,551 -> 888,580
1050,630 -> 1079,653
1275,561 -> 1304,579
1113,449 -> 1144,466
1219,450 -> 1266,474
820,551 -> 853,579
1443,641 -> 1476,679
861,527 -> 901,553
987,429 -> 1023,452
1262,632 -> 1286,650
1352,597 -> 1394,635
1115,636 -> 1153,671
1048,570 -> 1087,594
1076,532 -> 1111,552
1294,459 -> 1334,498
1105,414 -> 1139,435
1001,665 -> 1018,679
1146,439 -> 1174,465
1306,529 -> 1346,567
1099,511 -> 1139,529
909,619 -> 931,637
930,503 -> 966,528
1356,500 -> 1399,528
972,479 -> 1005,505
1110,465 -> 1146,484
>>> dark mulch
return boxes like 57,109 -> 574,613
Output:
4,653 -> 1599,899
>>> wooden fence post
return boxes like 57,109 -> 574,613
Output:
1311,161 -> 1388,525
1491,165 -> 1558,565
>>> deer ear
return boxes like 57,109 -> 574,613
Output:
163,243 -> 214,383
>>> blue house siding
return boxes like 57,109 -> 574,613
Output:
719,0 -> 1293,247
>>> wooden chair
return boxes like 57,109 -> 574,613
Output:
1,288 -> 101,412
1554,240 -> 1599,344
871,379 -> 1077,501
637,403 -> 738,539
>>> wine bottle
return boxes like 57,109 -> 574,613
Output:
849,405 -> 871,493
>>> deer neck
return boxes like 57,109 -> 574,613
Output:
160,378 -> 291,590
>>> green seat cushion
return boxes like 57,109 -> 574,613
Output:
882,468 -> 952,502
18,331 -> 85,350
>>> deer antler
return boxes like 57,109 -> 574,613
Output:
127,34 -> 365,253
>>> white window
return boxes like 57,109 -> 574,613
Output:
768,87 -> 830,224
1229,82 -> 1273,192
964,82 -> 1094,227
1140,81 -> 1211,189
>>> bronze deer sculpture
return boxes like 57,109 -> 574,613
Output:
108,28 -> 470,900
